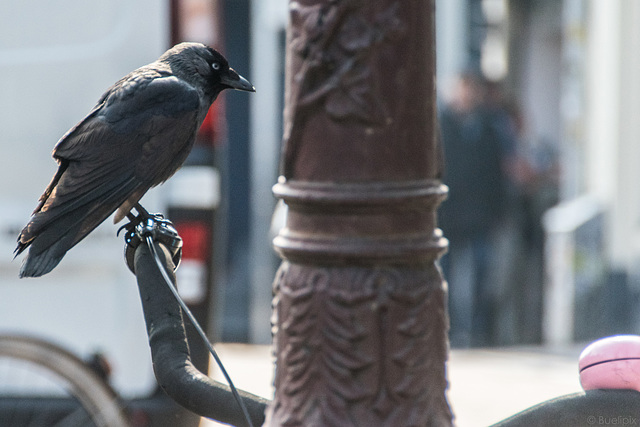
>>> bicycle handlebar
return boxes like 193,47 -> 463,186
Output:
132,241 -> 268,427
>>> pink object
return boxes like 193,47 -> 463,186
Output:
579,335 -> 640,391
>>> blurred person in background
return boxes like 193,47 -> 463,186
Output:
438,71 -> 518,347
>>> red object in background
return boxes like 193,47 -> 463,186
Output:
174,221 -> 211,262
196,105 -> 218,145
170,219 -> 212,306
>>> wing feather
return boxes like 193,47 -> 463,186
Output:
17,71 -> 203,277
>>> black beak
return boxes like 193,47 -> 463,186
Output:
221,68 -> 255,92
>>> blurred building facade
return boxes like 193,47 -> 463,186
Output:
3,3 -> 640,400
0,0 -> 172,400
0,0 -> 284,369
438,0 -> 640,345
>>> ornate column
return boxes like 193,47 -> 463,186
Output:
266,1 -> 452,425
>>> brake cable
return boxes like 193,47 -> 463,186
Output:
121,207 -> 254,427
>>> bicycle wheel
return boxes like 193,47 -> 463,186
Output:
0,334 -> 130,427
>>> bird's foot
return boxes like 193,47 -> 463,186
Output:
119,203 -> 183,274
117,204 -> 152,237
118,203 -> 178,244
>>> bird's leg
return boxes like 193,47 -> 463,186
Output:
132,203 -> 176,231
133,203 -> 151,219
118,203 -> 153,237
121,203 -> 183,274
119,203 -> 176,240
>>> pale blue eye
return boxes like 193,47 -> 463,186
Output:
211,62 -> 221,70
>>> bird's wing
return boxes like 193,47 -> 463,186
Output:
16,73 -> 202,276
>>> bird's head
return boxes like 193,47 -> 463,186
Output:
160,42 -> 255,98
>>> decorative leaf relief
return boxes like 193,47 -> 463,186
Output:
289,0 -> 406,125
271,263 -> 447,425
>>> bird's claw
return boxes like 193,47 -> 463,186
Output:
117,204 -> 152,237
120,204 -> 183,274
116,221 -> 136,238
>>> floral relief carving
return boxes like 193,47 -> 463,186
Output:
268,262 -> 450,426
282,0 -> 405,176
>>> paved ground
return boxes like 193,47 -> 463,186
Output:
446,346 -> 583,426
200,343 -> 585,427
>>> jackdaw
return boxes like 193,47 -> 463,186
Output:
15,42 -> 254,277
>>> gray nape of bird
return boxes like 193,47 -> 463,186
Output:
15,42 -> 254,278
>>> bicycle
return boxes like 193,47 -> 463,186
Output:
0,209 -> 268,427
0,334 -> 129,427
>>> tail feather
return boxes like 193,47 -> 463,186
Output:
16,177 -> 142,278
19,240 -> 67,278
18,202 -> 109,278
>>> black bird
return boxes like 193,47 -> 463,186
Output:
15,42 -> 254,277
